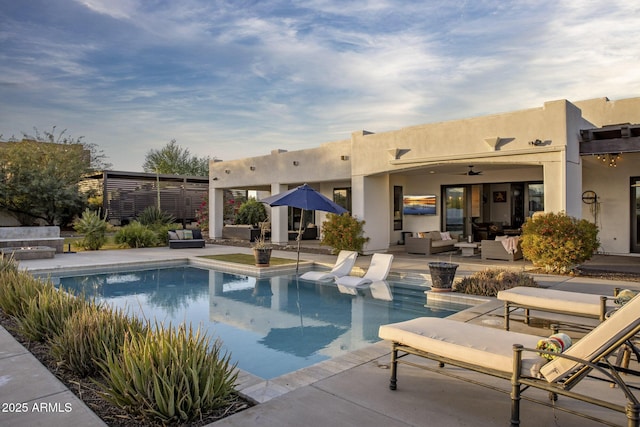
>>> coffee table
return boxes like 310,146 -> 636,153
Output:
454,242 -> 480,257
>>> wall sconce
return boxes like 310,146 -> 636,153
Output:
292,161 -> 299,166
529,139 -> 543,146
249,166 -> 256,171
212,177 -> 218,181
224,169 -> 231,174
340,155 -> 349,161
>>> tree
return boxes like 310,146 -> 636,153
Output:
0,127 -> 109,226
143,140 -> 209,176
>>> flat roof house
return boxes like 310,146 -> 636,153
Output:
209,97 -> 640,256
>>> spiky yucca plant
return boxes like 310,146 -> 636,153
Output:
51,303 -> 146,378
16,283 -> 87,342
74,208 -> 108,250
0,270 -> 45,317
99,322 -> 238,424
137,206 -> 176,226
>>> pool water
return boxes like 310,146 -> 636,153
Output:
54,265 -> 462,379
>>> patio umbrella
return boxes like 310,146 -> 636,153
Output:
261,183 -> 348,272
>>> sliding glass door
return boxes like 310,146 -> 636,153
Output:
632,177 -> 640,253
444,187 -> 465,234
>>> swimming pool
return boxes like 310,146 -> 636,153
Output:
53,265 -> 463,379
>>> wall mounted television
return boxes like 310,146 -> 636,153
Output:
403,195 -> 437,215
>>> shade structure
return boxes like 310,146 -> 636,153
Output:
261,184 -> 348,271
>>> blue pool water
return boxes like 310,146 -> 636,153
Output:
53,266 -> 462,379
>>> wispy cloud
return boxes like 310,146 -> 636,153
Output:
0,0 -> 638,170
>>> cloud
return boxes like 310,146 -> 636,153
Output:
0,0 -> 639,170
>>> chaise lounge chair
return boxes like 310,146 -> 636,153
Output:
378,294 -> 640,427
497,286 -> 619,330
335,253 -> 394,289
300,250 -> 358,281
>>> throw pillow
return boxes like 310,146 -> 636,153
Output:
175,230 -> 185,240
168,231 -> 179,241
192,229 -> 203,240
440,231 -> 452,241
183,230 -> 193,240
417,232 -> 426,238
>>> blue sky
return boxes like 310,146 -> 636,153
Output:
1,0 -> 638,171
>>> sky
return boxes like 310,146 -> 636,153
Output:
1,0 -> 638,172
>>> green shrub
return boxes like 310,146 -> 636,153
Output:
74,208 -> 108,250
521,212 -> 599,273
234,198 -> 267,226
137,206 -> 176,226
16,283 -> 87,342
320,213 -> 369,254
114,221 -> 158,248
148,222 -> 182,245
51,303 -> 146,378
0,270 -> 45,317
98,322 -> 238,424
453,268 -> 538,296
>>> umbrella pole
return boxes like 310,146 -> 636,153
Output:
296,209 -> 304,273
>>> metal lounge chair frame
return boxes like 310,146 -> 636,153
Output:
497,286 -> 620,331
379,294 -> 640,426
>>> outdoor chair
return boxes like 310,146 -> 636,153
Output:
378,293 -> 640,427
300,250 -> 358,281
497,286 -> 619,331
335,253 -> 394,288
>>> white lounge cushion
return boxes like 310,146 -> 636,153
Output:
497,287 -> 615,317
541,293 -> 640,382
379,317 -> 547,377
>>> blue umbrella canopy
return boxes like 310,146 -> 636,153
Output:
261,184 -> 348,272
260,184 -> 348,214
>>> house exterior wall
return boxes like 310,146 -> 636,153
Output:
208,96 -> 640,255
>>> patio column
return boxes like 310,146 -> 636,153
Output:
269,183 -> 289,245
209,187 -> 224,240
352,174 -> 390,253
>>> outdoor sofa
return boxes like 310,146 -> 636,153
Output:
405,231 -> 456,255
168,229 -> 206,249
481,236 -> 522,261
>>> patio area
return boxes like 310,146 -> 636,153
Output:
1,243 -> 639,426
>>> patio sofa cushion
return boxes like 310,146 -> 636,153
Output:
168,229 -> 205,249
405,230 -> 456,255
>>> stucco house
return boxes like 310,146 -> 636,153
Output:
208,96 -> 640,256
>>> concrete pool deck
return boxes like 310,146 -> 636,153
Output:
1,244 -> 639,426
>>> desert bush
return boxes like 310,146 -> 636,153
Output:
0,270 -> 45,317
16,283 -> 87,342
148,222 -> 182,245
51,303 -> 146,378
114,221 -> 158,248
74,208 -> 108,250
321,213 -> 369,254
520,211 -> 599,273
453,268 -> 538,297
137,206 -> 176,226
99,322 -> 238,424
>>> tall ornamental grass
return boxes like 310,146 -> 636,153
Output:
51,303 -> 147,378
98,322 -> 238,423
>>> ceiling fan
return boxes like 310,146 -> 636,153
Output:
463,165 -> 483,176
